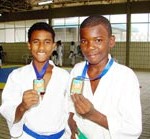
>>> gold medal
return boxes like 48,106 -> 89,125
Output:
33,79 -> 45,96
70,78 -> 84,94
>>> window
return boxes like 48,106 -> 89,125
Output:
52,17 -> 79,42
5,29 -> 15,42
0,19 -> 48,42
131,13 -> 149,42
110,14 -> 127,41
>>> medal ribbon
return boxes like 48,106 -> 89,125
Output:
77,58 -> 114,81
33,61 -> 49,79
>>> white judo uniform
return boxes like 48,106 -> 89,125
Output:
68,55 -> 142,139
0,60 -> 70,139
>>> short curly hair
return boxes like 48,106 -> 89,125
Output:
80,15 -> 112,36
28,22 -> 55,42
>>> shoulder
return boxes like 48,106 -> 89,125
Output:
9,64 -> 33,77
111,61 -> 138,81
53,66 -> 70,79
11,64 -> 31,73
55,66 -> 69,74
49,60 -> 70,77
72,61 -> 85,70
114,62 -> 135,73
70,61 -> 86,76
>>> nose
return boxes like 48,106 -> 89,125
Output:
88,41 -> 95,50
39,42 -> 44,50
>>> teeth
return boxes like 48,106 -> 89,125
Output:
90,55 -> 96,58
38,52 -> 45,56
89,54 -> 96,57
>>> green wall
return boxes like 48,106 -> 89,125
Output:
1,42 -> 84,66
2,43 -> 30,64
1,42 -> 150,70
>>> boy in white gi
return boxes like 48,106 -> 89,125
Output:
68,15 -> 142,139
0,22 -> 70,139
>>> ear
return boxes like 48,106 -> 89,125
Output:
52,42 -> 56,51
27,42 -> 31,50
109,35 -> 115,49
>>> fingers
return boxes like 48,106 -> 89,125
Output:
71,94 -> 86,106
68,114 -> 78,139
71,94 -> 88,112
22,90 -> 40,110
68,115 -> 78,133
71,134 -> 76,139
24,90 -> 39,101
71,94 -> 94,117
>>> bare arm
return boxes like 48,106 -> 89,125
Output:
71,94 -> 108,129
68,112 -> 78,139
14,90 -> 39,123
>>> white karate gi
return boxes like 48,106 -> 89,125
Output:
0,60 -> 70,139
57,44 -> 63,67
68,55 -> 142,139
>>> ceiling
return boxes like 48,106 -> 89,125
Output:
0,0 -> 147,15
0,0 -> 127,14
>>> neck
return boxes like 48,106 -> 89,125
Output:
33,61 -> 49,72
88,58 -> 109,72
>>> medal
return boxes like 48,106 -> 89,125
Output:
70,78 -> 84,94
33,61 -> 49,98
71,58 -> 114,95
33,79 -> 45,95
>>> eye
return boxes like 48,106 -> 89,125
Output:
95,38 -> 102,44
80,39 -> 87,45
45,40 -> 51,45
32,40 -> 39,45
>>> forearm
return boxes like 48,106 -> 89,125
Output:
14,103 -> 26,123
85,109 -> 108,129
69,112 -> 74,119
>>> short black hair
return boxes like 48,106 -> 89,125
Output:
80,15 -> 112,36
28,22 -> 55,42
71,41 -> 75,45
57,40 -> 62,45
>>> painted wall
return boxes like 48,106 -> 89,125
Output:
1,42 -> 150,70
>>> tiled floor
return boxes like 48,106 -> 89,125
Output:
0,71 -> 150,139
137,71 -> 150,139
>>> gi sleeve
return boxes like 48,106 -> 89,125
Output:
107,70 -> 142,139
0,71 -> 25,138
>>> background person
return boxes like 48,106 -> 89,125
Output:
0,45 -> 4,68
51,46 -> 58,65
57,40 -> 64,67
69,41 -> 77,66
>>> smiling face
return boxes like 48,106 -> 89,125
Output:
28,30 -> 55,65
80,24 -> 115,66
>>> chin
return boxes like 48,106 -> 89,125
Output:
37,57 -> 48,61
88,59 -> 101,65
36,59 -> 48,63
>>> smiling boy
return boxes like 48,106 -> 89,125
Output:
68,15 -> 142,139
0,22 -> 70,139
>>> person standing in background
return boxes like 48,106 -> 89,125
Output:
57,40 -> 64,67
69,41 -> 77,66
51,45 -> 58,65
0,45 -> 4,68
